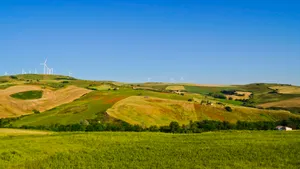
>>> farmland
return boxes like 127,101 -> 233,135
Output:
165,85 -> 186,91
10,90 -> 43,100
0,75 -> 300,129
0,84 -> 91,118
269,85 -> 300,94
0,130 -> 299,169
107,96 -> 298,126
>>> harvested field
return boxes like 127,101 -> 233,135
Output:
90,84 -> 112,91
0,85 -> 91,118
165,86 -> 185,91
269,86 -> 300,94
107,96 -> 297,126
259,98 -> 300,108
107,96 -> 197,127
225,91 -> 252,100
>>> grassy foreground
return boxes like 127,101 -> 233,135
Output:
0,130 -> 300,169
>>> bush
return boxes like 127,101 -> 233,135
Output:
10,75 -> 18,79
188,99 -> 193,102
148,125 -> 159,132
33,109 -> 40,114
209,93 -> 226,99
225,106 -> 232,112
221,90 -> 236,95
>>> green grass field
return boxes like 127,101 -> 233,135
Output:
0,130 -> 299,169
10,90 -> 43,100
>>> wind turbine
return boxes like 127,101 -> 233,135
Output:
4,72 -> 8,76
40,58 -> 48,74
49,68 -> 54,75
69,71 -> 72,77
35,69 -> 37,74
147,77 -> 152,82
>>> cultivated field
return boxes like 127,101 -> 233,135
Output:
0,128 -> 51,136
269,86 -> 300,94
259,97 -> 300,108
225,91 -> 252,100
165,85 -> 186,91
107,96 -> 296,126
89,84 -> 112,91
0,131 -> 299,169
107,96 -> 197,126
0,85 -> 91,118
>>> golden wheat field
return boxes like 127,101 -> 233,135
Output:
259,97 -> 300,108
225,91 -> 252,100
0,85 -> 91,118
269,86 -> 300,94
165,85 -> 186,91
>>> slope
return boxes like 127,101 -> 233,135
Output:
107,96 -> 298,127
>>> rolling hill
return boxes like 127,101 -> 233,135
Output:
1,74 -> 300,127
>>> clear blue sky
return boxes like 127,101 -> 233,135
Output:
1,0 -> 299,85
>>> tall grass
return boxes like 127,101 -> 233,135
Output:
0,131 -> 299,169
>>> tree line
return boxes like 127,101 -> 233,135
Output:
1,117 -> 300,133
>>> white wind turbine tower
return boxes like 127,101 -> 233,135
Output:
35,69 -> 37,74
47,68 -> 53,75
40,59 -> 48,74
4,72 -> 8,76
69,71 -> 72,77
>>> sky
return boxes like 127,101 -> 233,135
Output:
0,0 -> 299,85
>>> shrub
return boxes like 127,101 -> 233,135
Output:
33,109 -> 40,114
10,75 -> 18,79
188,99 -> 193,102
148,125 -> 159,132
221,90 -> 236,95
225,106 -> 232,112
209,93 -> 226,99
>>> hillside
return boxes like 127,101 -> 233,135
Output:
0,85 -> 91,118
1,75 -> 300,127
107,96 -> 297,127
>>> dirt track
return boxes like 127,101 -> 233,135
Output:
0,85 -> 91,118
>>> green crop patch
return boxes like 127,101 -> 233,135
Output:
0,131 -> 300,169
10,90 -> 43,100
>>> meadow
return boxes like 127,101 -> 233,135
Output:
0,130 -> 299,169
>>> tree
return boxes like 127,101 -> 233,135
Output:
169,121 -> 180,133
149,125 -> 159,132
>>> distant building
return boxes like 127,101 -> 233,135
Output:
275,126 -> 293,131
